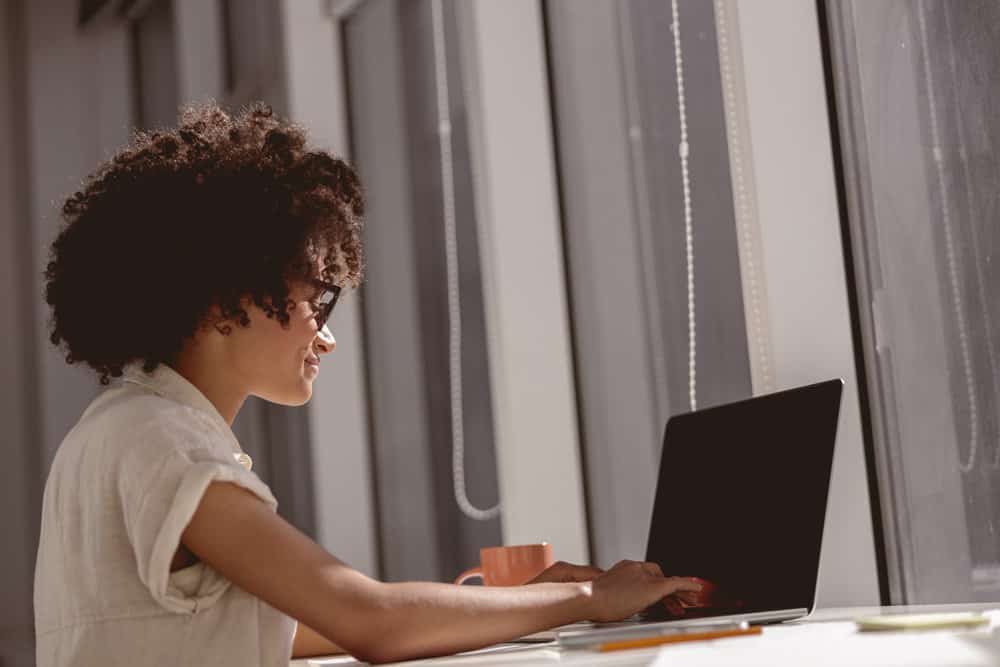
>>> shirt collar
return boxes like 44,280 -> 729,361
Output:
121,362 -> 250,467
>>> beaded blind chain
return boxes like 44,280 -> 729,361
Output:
939,4 -> 1000,470
916,0 -> 989,473
430,0 -> 500,521
671,0 -> 698,413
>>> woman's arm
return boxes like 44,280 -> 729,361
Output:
292,622 -> 345,659
181,482 -> 697,664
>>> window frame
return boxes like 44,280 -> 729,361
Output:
326,0 -> 590,570
452,0 -> 589,562
817,0 -> 1000,604
543,0 -> 755,568
728,0 -> 881,607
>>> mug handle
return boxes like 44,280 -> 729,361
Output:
454,566 -> 484,585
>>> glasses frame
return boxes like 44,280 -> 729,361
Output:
311,282 -> 342,329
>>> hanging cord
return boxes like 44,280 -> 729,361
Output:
430,0 -> 500,520
713,0 -> 773,394
916,0 -> 979,473
940,6 -> 1000,468
671,0 -> 697,412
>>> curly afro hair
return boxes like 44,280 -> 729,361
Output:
45,102 -> 365,384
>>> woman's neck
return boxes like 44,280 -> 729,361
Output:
171,341 -> 247,426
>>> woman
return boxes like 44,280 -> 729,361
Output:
34,103 -> 701,665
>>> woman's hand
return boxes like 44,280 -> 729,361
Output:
526,561 -> 604,584
585,560 -> 702,624
657,577 -> 744,617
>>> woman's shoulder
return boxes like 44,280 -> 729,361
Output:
44,383 -> 244,523
78,382 -> 234,461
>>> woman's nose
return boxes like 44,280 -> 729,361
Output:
314,324 -> 336,355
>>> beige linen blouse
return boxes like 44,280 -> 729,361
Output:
34,363 -> 296,666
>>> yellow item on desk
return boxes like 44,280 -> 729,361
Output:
855,612 -> 989,632
598,625 -> 762,652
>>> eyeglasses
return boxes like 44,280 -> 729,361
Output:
311,283 -> 341,329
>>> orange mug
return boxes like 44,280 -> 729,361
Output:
454,543 -> 555,586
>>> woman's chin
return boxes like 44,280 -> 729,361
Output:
288,382 -> 314,406
257,381 -> 313,407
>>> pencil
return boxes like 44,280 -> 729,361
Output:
597,625 -> 762,652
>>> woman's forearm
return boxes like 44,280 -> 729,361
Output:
291,621 -> 345,659
182,482 -> 595,664
318,576 -> 593,663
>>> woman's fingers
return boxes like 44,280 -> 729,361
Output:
629,560 -> 701,593
674,590 -> 703,606
526,561 -> 605,584
612,561 -> 702,594
662,576 -> 704,595
571,564 -> 606,579
641,562 -> 665,578
550,563 -> 604,582
588,562 -> 704,623
641,563 -> 703,610
663,596 -> 686,616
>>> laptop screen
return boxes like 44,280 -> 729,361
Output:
644,379 -> 843,618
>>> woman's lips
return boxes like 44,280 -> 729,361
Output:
304,356 -> 321,375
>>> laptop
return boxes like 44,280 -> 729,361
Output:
557,378 -> 844,639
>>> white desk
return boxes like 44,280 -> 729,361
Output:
292,604 -> 1000,667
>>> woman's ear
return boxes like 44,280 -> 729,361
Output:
212,321 -> 234,336
202,305 -> 233,336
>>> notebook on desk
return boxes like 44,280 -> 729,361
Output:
545,379 -> 844,642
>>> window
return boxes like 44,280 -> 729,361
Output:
826,0 -> 1000,602
218,0 -> 282,102
340,0 -> 502,582
545,0 -> 751,566
129,0 -> 179,130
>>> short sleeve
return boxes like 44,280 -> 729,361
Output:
118,424 -> 278,614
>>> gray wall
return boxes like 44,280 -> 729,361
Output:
0,2 -> 132,663
1,2 -> 41,664
25,0 -> 127,473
